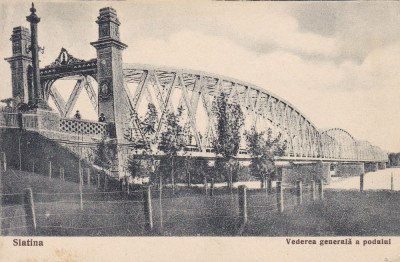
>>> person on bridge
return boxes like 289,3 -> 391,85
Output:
99,113 -> 106,122
74,110 -> 81,120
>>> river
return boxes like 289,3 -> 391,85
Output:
326,167 -> 400,191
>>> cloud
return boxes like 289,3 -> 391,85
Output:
120,4 -> 338,58
215,10 -> 338,57
182,7 -> 340,58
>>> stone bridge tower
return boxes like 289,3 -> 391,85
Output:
5,27 -> 33,104
91,7 -> 131,176
5,4 -> 48,108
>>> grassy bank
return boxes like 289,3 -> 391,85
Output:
243,189 -> 400,236
2,168 -> 400,236
0,129 -> 100,184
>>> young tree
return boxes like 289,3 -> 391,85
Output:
124,103 -> 158,149
93,137 -> 118,190
123,103 -> 159,187
212,91 -> 244,189
191,158 -> 211,184
141,103 -> 158,140
158,106 -> 186,193
94,137 -> 117,170
388,152 -> 400,167
245,127 -> 287,188
126,154 -> 157,184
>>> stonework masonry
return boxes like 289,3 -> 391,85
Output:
5,27 -> 33,104
91,7 -> 131,176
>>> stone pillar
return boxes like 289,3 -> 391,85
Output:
330,163 -> 337,177
91,7 -> 128,124
359,163 -> 366,175
275,166 -> 283,181
364,163 -> 371,173
5,27 -> 32,104
91,7 -> 129,178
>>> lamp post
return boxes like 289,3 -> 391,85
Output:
78,128 -> 83,210
18,130 -> 22,176
26,3 -> 47,108
18,112 -> 23,176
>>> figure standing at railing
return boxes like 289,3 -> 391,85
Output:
74,110 -> 81,120
99,113 -> 106,123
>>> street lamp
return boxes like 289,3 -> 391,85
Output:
18,130 -> 22,176
17,112 -> 23,176
77,125 -> 83,211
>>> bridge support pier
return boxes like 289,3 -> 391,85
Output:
281,161 -> 331,185
335,162 -> 365,177
378,162 -> 387,170
315,161 -> 331,185
365,162 -> 379,173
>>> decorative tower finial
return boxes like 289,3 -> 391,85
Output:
30,3 -> 36,14
27,2 -> 40,23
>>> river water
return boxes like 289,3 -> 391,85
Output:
326,167 -> 400,191
189,168 -> 400,190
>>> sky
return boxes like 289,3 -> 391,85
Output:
0,1 -> 399,152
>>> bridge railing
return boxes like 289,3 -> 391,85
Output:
0,109 -> 109,138
59,118 -> 109,136
22,114 -> 39,130
0,112 -> 19,128
0,108 -> 39,130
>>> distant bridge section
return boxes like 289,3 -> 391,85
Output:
319,128 -> 387,162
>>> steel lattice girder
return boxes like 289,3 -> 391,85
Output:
120,63 -> 387,162
46,76 -> 98,118
122,64 -> 321,157
322,128 -> 387,162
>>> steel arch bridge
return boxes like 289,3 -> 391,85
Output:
41,57 -> 388,162
122,64 -> 387,162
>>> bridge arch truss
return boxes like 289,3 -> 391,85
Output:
122,64 -> 323,158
